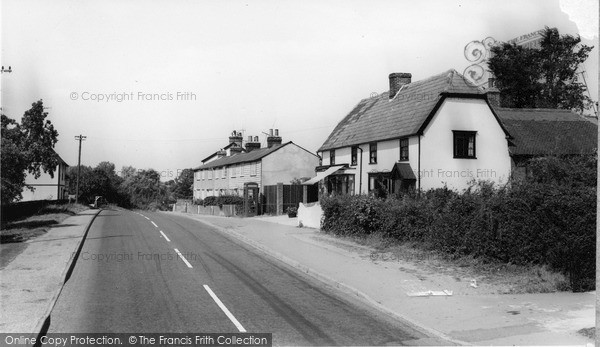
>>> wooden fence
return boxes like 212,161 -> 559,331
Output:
263,184 -> 318,215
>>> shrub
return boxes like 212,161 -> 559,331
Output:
202,195 -> 244,208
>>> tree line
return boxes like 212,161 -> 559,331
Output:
1,100 -> 194,208
66,162 -> 194,209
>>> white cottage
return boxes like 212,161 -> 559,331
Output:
313,70 -> 513,194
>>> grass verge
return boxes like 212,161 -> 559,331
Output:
323,231 -> 571,294
0,203 -> 88,243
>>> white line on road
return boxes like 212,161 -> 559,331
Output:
159,230 -> 171,242
174,248 -> 193,268
203,285 -> 247,332
151,221 -> 158,228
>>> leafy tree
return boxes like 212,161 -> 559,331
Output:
489,27 -> 594,113
1,101 -> 59,204
172,168 -> 194,199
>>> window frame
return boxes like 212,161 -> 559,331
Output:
399,138 -> 409,161
351,146 -> 358,166
330,149 -> 335,166
453,130 -> 477,159
369,143 -> 377,164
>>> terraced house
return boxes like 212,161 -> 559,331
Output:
193,130 -> 319,200
313,69 -> 597,195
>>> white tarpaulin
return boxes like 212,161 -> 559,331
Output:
302,165 -> 345,185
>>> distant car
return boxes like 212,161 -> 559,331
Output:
91,196 -> 107,208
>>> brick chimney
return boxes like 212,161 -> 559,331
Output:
245,135 -> 261,152
229,130 -> 243,148
230,145 -> 243,155
486,78 -> 501,108
389,72 -> 412,99
216,149 -> 226,159
266,129 -> 282,148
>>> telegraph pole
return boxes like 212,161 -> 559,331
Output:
74,135 -> 87,203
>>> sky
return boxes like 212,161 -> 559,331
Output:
1,0 -> 598,180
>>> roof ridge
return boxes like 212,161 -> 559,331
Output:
388,69 -> 456,100
497,107 -> 575,113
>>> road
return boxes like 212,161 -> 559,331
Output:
48,208 -> 431,345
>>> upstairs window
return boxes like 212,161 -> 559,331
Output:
453,131 -> 477,159
330,150 -> 335,166
369,143 -> 377,164
351,146 -> 358,166
400,139 -> 409,161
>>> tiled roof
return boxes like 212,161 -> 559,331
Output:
318,69 -> 484,151
201,142 -> 244,163
193,142 -> 292,170
495,108 -> 598,156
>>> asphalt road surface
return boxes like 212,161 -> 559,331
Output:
48,208 -> 434,346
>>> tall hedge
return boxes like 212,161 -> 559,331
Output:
321,155 -> 596,292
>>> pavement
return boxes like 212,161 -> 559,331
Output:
0,209 -> 100,334
174,212 -> 596,346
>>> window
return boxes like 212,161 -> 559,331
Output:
453,131 -> 477,158
368,172 -> 392,198
351,147 -> 358,166
325,174 -> 355,195
369,143 -> 377,164
330,150 -> 335,165
250,162 -> 257,176
201,170 -> 205,180
400,139 -> 409,161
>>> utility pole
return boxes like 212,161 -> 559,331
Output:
74,135 -> 87,203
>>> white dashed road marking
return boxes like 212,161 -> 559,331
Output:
174,248 -> 193,268
159,230 -> 171,242
203,285 -> 247,332
151,221 -> 158,228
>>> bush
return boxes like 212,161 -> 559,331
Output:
321,154 -> 597,291
201,195 -> 244,208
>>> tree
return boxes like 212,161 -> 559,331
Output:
65,162 -> 129,205
172,168 -> 194,199
489,27 -> 593,113
1,101 -> 59,204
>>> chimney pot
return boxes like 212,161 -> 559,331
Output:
389,72 -> 412,99
275,129 -> 279,136
269,129 -> 273,136
245,137 -> 261,152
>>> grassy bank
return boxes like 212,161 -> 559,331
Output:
1,203 -> 88,243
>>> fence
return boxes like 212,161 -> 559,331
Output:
263,184 -> 318,215
172,201 -> 238,217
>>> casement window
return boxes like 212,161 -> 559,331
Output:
369,143 -> 377,164
453,131 -> 477,159
250,162 -> 257,176
330,150 -> 335,165
351,146 -> 358,166
400,138 -> 409,161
